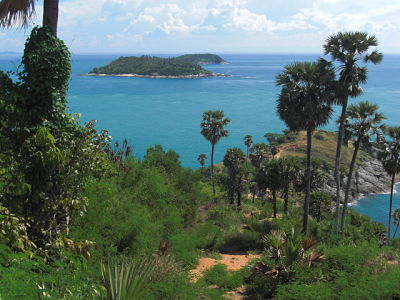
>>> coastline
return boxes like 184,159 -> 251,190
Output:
83,72 -> 230,79
349,182 -> 400,207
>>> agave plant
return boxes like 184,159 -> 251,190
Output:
101,257 -> 156,300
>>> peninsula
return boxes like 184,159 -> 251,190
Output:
87,55 -> 228,78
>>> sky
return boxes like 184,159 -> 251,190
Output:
1,0 -> 400,54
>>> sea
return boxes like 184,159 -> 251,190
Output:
1,52 -> 400,233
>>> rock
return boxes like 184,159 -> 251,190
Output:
320,155 -> 391,202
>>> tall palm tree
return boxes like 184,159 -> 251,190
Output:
324,31 -> 383,234
0,0 -> 59,35
380,126 -> 400,242
249,143 -> 270,169
276,59 -> 336,233
244,135 -> 253,156
200,110 -> 230,196
341,101 -> 385,230
223,148 -> 246,206
197,153 -> 207,169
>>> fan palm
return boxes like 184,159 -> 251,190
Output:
0,0 -> 59,35
256,158 -> 282,218
276,59 -> 336,233
223,147 -> 246,205
200,110 -> 230,196
341,101 -> 385,230
244,135 -> 253,156
324,31 -> 383,234
197,153 -> 207,169
380,126 -> 400,242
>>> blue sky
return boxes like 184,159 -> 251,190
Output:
1,0 -> 400,53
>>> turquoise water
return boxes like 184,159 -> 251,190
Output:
1,53 -> 400,230
353,184 -> 400,238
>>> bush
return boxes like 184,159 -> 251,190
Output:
201,263 -> 247,290
275,282 -> 332,300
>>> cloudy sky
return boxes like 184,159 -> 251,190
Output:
1,0 -> 400,53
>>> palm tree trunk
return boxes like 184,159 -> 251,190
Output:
272,189 -> 277,218
341,137 -> 361,231
43,0 -> 59,36
284,185 -> 289,214
333,99 -> 348,234
388,156 -> 398,244
303,128 -> 313,234
211,143 -> 215,197
237,176 -> 242,207
393,222 -> 400,239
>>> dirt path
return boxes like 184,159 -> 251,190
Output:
190,253 -> 260,282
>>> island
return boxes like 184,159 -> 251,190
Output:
87,55 -> 229,78
175,53 -> 228,64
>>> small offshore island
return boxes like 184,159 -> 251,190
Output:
87,54 -> 229,78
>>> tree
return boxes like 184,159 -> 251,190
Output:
256,159 -> 282,218
249,143 -> 271,169
379,126 -> 400,242
197,154 -> 207,169
341,101 -> 385,230
279,157 -> 302,214
0,0 -> 59,35
310,192 -> 332,222
392,208 -> 400,239
200,110 -> 230,196
276,60 -> 336,233
324,31 -> 383,234
223,148 -> 246,206
244,135 -> 253,156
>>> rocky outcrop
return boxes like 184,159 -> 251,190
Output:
321,155 -> 391,202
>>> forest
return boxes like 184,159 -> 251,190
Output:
0,5 -> 400,300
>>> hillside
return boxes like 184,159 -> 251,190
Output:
176,53 -> 228,64
88,55 -> 226,78
278,130 -> 361,165
277,130 -> 390,200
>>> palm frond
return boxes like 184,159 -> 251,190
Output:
0,0 -> 35,28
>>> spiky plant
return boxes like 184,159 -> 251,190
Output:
101,257 -> 156,300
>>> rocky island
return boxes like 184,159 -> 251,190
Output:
87,55 -> 228,78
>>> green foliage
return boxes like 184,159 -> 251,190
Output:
90,55 -> 212,76
201,263 -> 247,290
275,282 -> 333,300
175,53 -> 227,64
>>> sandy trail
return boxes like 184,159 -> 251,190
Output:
190,253 -> 260,282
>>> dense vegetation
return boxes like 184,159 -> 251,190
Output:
1,26 -> 400,300
89,56 -> 213,77
176,53 -> 227,64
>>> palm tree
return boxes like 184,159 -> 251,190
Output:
244,135 -> 253,156
380,126 -> 400,242
249,143 -> 270,169
324,31 -> 383,234
197,154 -> 207,169
341,101 -> 385,230
200,110 -> 230,196
280,156 -> 302,214
276,59 -> 336,233
223,148 -> 246,206
0,0 -> 59,35
256,159 -> 282,218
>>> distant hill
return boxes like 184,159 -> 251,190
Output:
176,53 -> 228,64
88,55 -> 227,78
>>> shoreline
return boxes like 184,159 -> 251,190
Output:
83,72 -> 230,79
349,181 -> 400,207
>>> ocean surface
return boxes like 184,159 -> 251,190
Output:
1,53 -> 400,231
